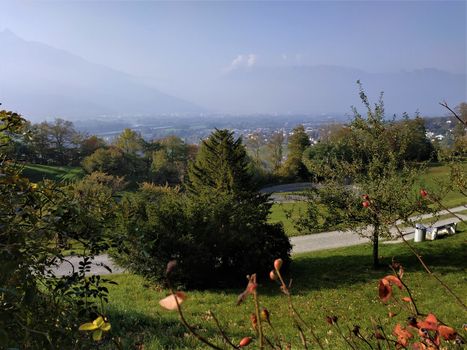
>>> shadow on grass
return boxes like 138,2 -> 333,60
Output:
167,232 -> 467,298
288,233 -> 466,293
104,307 -> 188,349
104,306 -> 250,349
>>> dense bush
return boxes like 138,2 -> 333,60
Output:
113,186 -> 291,288
113,129 -> 291,288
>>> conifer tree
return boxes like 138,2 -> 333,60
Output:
187,129 -> 254,195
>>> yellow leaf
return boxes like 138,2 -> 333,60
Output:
101,322 -> 111,332
93,316 -> 105,328
92,329 -> 103,341
79,322 -> 98,331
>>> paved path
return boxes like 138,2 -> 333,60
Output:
261,183 -> 313,203
291,210 -> 466,253
51,254 -> 124,276
51,206 -> 466,276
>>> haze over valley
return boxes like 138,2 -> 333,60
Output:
0,0 -> 465,124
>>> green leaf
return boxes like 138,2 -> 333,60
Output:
92,329 -> 103,341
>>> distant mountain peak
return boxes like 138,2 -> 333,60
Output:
0,31 -> 206,121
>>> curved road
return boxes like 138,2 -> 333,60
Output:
52,206 -> 466,276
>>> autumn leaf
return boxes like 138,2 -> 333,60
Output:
393,323 -> 413,347
159,291 -> 187,311
438,325 -> 457,340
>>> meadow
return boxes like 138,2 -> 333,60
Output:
21,163 -> 84,182
269,163 -> 467,236
101,225 -> 467,349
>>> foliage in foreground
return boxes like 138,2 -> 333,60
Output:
0,108 -> 118,348
158,258 -> 464,349
79,229 -> 466,349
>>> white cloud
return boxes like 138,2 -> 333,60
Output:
225,53 -> 257,72
246,54 -> 256,67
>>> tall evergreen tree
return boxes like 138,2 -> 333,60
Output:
187,129 -> 254,195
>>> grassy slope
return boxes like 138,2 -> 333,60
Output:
419,163 -> 467,208
103,225 -> 467,349
269,163 -> 467,237
269,202 -> 307,237
21,163 -> 84,182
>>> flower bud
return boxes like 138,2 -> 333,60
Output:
274,258 -> 283,271
260,308 -> 270,322
250,314 -> 257,330
420,189 -> 428,198
239,336 -> 252,347
269,270 -> 277,281
166,260 -> 177,275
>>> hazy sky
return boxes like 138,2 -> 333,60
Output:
0,0 -> 466,110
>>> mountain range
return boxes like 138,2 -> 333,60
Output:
216,65 -> 466,116
0,29 -> 465,121
0,29 -> 204,121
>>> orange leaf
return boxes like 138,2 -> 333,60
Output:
383,275 -> 403,289
378,278 -> 392,303
417,313 -> 438,331
401,297 -> 412,302
438,325 -> 457,340
159,291 -> 187,311
393,323 -> 413,347
237,274 -> 257,306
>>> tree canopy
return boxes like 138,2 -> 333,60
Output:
187,129 -> 254,195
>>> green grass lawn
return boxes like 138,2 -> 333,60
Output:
269,202 -> 307,237
101,225 -> 467,349
21,163 -> 84,182
268,163 -> 467,237
419,162 -> 467,208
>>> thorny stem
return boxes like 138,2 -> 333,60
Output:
439,101 -> 467,127
166,280 -> 224,350
275,269 -> 324,350
253,291 -> 264,350
352,327 -> 374,350
389,265 -> 421,316
333,321 -> 357,350
369,318 -> 382,350
391,292 -> 416,317
15,318 -> 53,349
261,334 -> 277,349
265,319 -> 283,350
375,320 -> 393,350
394,225 -> 467,310
209,310 -> 239,349
296,324 -> 308,349
427,194 -> 466,222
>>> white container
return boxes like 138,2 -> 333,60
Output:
414,224 -> 426,242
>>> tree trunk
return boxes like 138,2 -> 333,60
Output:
372,225 -> 379,269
